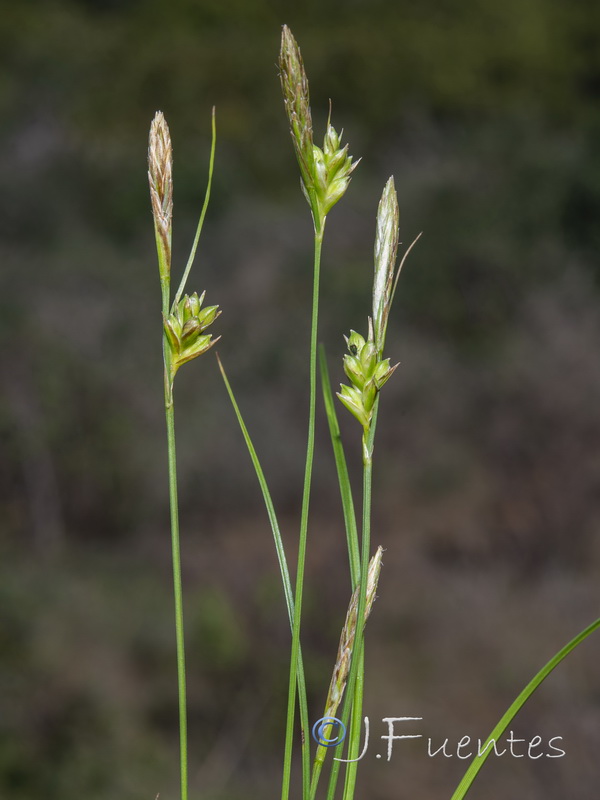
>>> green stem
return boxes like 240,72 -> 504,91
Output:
307,347 -> 360,800
314,445 -> 372,800
340,439 -> 371,800
162,272 -> 188,800
324,401 -> 379,800
281,226 -> 325,800
165,397 -> 188,800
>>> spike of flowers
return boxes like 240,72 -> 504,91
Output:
323,546 -> 383,721
337,328 -> 398,433
372,177 -> 400,355
163,292 -> 221,384
337,176 -> 414,433
148,111 -> 173,283
148,112 -> 222,397
279,26 -> 314,202
279,25 -> 359,233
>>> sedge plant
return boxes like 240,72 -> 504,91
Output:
148,109 -> 219,800
279,25 -> 358,800
146,25 -> 600,800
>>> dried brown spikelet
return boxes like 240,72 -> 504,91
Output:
148,111 -> 173,276
324,546 -> 383,720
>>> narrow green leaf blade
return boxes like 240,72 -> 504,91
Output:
451,616 -> 600,800
217,353 -> 311,798
173,107 -> 217,308
217,353 -> 293,620
319,344 -> 360,588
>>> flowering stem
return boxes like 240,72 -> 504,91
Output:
340,436 -> 372,800
324,400 -> 379,800
281,225 -> 325,800
165,396 -> 188,800
162,271 -> 188,800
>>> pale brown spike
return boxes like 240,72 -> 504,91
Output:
323,547 -> 383,720
148,111 -> 173,273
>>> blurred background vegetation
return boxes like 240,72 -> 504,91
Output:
2,1 -> 600,799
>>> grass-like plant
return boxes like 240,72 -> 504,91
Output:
148,25 -> 600,800
148,109 -> 218,800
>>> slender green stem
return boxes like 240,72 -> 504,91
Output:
324,401 -> 379,800
309,754 -> 322,800
340,442 -> 371,800
162,266 -> 188,800
312,423 -> 372,800
306,347 -> 361,800
165,396 -> 188,800
281,226 -> 325,800
152,108 -> 216,800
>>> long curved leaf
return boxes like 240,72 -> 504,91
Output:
451,616 -> 600,800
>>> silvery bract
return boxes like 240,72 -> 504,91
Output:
372,177 -> 400,355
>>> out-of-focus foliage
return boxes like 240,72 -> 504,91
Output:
1,1 -> 600,799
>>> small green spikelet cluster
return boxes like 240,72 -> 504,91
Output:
279,25 -> 358,232
311,122 -> 357,220
164,291 -> 220,379
338,324 -> 398,431
337,177 -> 411,434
